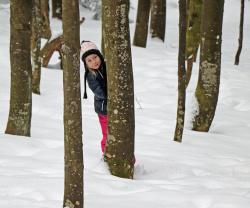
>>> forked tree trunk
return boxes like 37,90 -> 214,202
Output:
192,0 -> 225,132
62,1 -> 83,207
174,0 -> 187,142
234,0 -> 245,65
5,0 -> 32,137
150,0 -> 166,41
103,0 -> 135,179
133,0 -> 151,47
31,0 -> 42,94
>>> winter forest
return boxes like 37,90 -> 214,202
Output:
0,0 -> 250,207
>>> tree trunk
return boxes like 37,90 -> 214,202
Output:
133,0 -> 151,47
31,0 -> 42,94
103,0 -> 135,179
185,0 -> 202,88
192,0 -> 225,132
234,0 -> 245,65
40,34 -> 63,67
5,0 -> 32,137
40,0 -> 51,39
150,0 -> 166,41
62,1 -> 83,208
52,0 -> 62,19
174,0 -> 187,142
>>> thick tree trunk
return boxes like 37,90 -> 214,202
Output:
133,0 -> 151,47
52,0 -> 62,19
31,0 -> 42,94
234,0 -> 245,65
5,0 -> 32,137
185,0 -> 202,88
62,1 -> 83,208
192,0 -> 225,132
103,0 -> 135,179
150,0 -> 166,41
174,0 -> 187,142
40,0 -> 51,39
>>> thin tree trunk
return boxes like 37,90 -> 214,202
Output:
133,0 -> 151,47
62,1 -> 83,207
31,0 -> 42,94
5,0 -> 32,137
101,7 -> 105,57
174,0 -> 187,142
52,0 -> 62,19
103,0 -> 135,179
234,0 -> 245,65
40,0 -> 51,39
150,0 -> 166,41
192,0 -> 225,132
185,0 -> 202,88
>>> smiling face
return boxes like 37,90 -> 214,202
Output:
85,54 -> 101,70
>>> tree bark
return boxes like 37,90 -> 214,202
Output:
103,0 -> 135,179
150,0 -> 166,41
185,0 -> 202,88
5,0 -> 32,137
62,1 -> 83,208
174,0 -> 187,142
192,0 -> 225,132
40,34 -> 63,67
52,0 -> 62,19
133,0 -> 151,47
234,0 -> 245,65
40,0 -> 52,39
31,0 -> 42,94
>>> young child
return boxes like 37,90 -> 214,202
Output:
81,41 -> 107,154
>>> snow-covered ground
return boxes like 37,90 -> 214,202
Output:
0,0 -> 250,207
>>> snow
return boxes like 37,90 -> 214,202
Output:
1,0 -> 250,207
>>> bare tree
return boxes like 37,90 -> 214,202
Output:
150,0 -> 166,41
40,0 -> 51,39
103,0 -> 135,179
133,0 -> 151,47
192,0 -> 225,132
52,0 -> 62,19
31,0 -> 42,94
185,0 -> 202,88
62,0 -> 83,207
234,0 -> 245,65
174,0 -> 187,142
5,0 -> 32,136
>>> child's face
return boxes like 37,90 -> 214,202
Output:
85,54 -> 101,70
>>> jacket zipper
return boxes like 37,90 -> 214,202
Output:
97,69 -> 104,79
101,100 -> 104,111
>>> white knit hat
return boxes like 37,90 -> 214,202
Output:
80,41 -> 100,60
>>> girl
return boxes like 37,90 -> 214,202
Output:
81,41 -> 107,154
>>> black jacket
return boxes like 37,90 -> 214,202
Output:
86,66 -> 107,115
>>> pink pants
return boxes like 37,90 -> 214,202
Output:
98,114 -> 108,153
